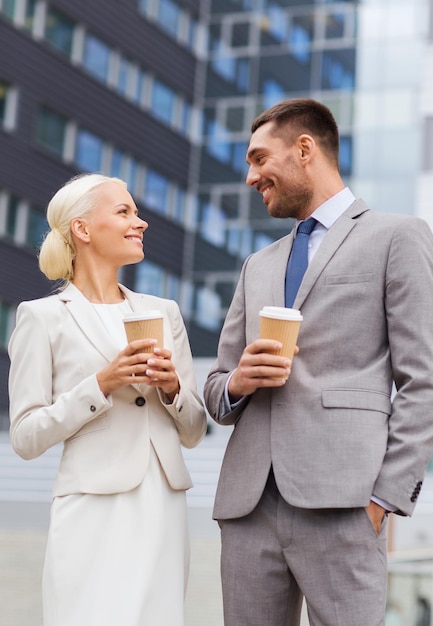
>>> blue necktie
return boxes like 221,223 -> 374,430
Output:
285,217 -> 317,307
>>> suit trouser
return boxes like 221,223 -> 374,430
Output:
219,469 -> 388,626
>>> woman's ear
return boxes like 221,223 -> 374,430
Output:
70,218 -> 90,243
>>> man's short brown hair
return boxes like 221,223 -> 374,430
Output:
251,98 -> 340,167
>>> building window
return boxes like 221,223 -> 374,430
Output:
144,169 -> 169,214
254,232 -> 273,252
6,196 -> 19,239
124,157 -> 140,195
75,129 -> 104,172
109,148 -> 125,178
27,205 -> 47,250
138,0 -> 197,52
0,189 -> 48,250
207,137 -> 231,165
83,34 -> 111,83
325,11 -> 346,40
185,15 -> 198,51
157,0 -> 181,39
226,105 -> 246,133
212,43 -> 236,82
172,186 -> 186,223
137,0 -> 154,17
230,21 -> 251,48
178,101 -> 191,136
0,80 -> 18,131
195,286 -> 221,331
44,6 -> 75,56
135,260 -> 165,297
211,44 -> 250,92
232,141 -> 248,174
23,0 -> 37,33
135,259 -> 180,301
200,202 -> 226,248
321,50 -> 355,90
0,0 -> 17,21
115,56 -> 131,97
263,78 -> 285,110
36,107 -> 68,156
291,15 -> 313,64
0,301 -> 16,350
133,68 -> 147,106
268,4 -> 289,43
151,80 -> 175,125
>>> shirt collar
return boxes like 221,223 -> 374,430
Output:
308,187 -> 355,231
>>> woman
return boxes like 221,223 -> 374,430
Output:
8,173 -> 207,625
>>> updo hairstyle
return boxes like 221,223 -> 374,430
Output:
38,173 -> 126,281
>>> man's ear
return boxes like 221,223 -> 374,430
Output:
297,134 -> 315,162
70,218 -> 90,243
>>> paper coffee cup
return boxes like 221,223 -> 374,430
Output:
123,310 -> 164,351
259,306 -> 303,360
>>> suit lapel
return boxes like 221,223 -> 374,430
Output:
59,283 -> 120,363
271,231 -> 296,307
59,283 -> 161,394
294,200 -> 369,309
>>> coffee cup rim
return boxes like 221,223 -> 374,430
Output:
259,306 -> 303,321
123,310 -> 163,322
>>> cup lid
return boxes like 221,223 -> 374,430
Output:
259,306 -> 303,321
123,310 -> 163,322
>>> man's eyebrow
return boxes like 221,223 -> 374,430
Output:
246,147 -> 261,162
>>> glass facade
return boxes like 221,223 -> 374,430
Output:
187,0 -> 432,339
193,0 -> 359,329
352,0 -> 429,216
0,0 -> 432,355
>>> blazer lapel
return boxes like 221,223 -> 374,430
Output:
59,283 -> 120,363
59,283 -> 162,394
271,231 -> 296,307
294,200 -> 370,309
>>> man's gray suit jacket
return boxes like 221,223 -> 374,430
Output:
204,200 -> 433,520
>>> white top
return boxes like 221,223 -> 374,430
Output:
91,300 -> 133,350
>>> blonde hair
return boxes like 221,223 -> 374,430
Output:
38,173 -> 126,281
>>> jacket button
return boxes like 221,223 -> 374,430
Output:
90,405 -> 96,412
135,396 -> 146,407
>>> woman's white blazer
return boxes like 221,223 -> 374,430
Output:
8,283 -> 207,496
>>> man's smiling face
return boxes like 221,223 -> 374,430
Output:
245,121 -> 313,221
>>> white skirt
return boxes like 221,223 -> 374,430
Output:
43,445 -> 189,626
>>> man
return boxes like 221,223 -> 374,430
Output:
204,98 -> 433,625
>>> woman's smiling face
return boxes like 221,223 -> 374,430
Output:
77,181 -> 148,268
